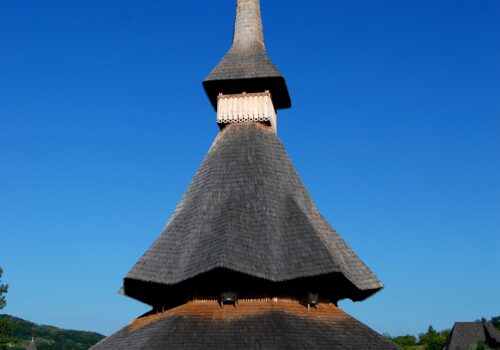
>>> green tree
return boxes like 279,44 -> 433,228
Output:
0,268 -> 7,310
418,325 -> 448,350
391,335 -> 417,349
491,316 -> 500,331
476,341 -> 494,350
0,267 -> 13,350
0,319 -> 14,350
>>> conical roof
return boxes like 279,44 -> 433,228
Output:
124,123 -> 382,307
444,322 -> 500,350
90,300 -> 399,350
203,0 -> 291,110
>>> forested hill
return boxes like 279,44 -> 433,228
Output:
0,314 -> 105,350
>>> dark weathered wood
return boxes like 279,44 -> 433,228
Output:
203,0 -> 291,110
232,0 -> 265,51
444,322 -> 500,349
125,123 -> 383,307
94,1 -> 398,348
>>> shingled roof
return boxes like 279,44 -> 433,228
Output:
91,300 -> 400,350
124,123 -> 382,307
203,0 -> 291,110
93,0 -> 399,347
444,321 -> 500,350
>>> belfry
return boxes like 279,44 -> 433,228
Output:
92,1 -> 400,348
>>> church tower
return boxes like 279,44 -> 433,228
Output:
92,1 -> 400,348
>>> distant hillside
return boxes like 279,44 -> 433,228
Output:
0,314 -> 104,350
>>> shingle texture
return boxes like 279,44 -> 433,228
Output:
444,322 -> 500,350
203,0 -> 291,110
125,123 -> 383,305
90,300 -> 401,350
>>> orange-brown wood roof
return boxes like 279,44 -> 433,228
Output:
92,300 -> 400,349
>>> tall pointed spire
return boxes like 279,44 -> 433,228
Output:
232,0 -> 265,51
90,1 -> 399,348
203,0 -> 291,111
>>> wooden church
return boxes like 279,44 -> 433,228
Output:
92,1 -> 400,348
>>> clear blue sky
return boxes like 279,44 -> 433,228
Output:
1,0 -> 499,337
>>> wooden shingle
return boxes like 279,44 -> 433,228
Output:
124,123 -> 383,307
91,300 -> 400,350
203,0 -> 291,110
444,322 -> 500,350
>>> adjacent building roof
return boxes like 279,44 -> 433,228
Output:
90,299 -> 400,350
124,123 -> 383,306
444,321 -> 500,350
203,0 -> 291,110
